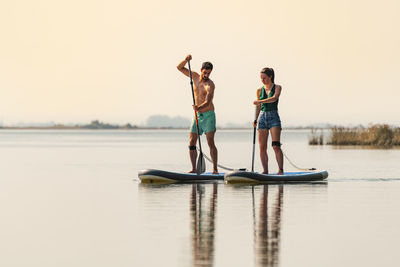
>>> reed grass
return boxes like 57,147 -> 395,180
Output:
327,124 -> 400,146
308,129 -> 324,145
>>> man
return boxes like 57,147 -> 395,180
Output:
177,54 -> 218,174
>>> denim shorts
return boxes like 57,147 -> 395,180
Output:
257,110 -> 282,130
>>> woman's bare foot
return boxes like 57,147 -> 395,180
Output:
212,169 -> 219,175
277,169 -> 284,175
188,170 -> 196,173
262,171 -> 269,174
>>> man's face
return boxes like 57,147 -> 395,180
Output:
201,69 -> 212,80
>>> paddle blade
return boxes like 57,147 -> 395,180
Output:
196,153 -> 206,174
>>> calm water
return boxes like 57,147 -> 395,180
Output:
1,129 -> 399,267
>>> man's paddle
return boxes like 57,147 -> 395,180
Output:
188,60 -> 206,174
251,107 -> 258,172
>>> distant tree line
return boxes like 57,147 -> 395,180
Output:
80,120 -> 138,129
146,115 -> 190,128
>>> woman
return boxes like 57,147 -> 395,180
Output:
253,67 -> 284,174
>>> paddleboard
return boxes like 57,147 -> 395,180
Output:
224,170 -> 328,183
138,169 -> 225,183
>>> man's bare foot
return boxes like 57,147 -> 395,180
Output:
262,171 -> 269,174
277,169 -> 284,175
212,170 -> 219,175
188,170 -> 196,173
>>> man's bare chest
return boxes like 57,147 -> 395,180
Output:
194,83 -> 209,96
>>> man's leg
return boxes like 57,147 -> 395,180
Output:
258,129 -> 269,174
205,131 -> 218,174
189,132 -> 198,173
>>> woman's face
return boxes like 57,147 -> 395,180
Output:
260,73 -> 270,85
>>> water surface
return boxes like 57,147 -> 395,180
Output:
0,129 -> 399,267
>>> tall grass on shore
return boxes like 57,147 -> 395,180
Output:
308,129 -> 324,145
327,125 -> 400,146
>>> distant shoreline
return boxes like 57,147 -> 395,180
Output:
2,119 -> 396,131
0,126 -> 328,130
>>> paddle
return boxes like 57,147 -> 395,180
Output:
188,60 -> 206,174
251,106 -> 258,172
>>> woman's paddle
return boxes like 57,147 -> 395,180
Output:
251,107 -> 258,172
188,60 -> 206,174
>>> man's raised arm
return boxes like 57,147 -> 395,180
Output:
177,54 -> 199,79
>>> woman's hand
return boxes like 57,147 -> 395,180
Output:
253,100 -> 260,105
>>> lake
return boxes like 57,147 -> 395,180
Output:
0,129 -> 399,267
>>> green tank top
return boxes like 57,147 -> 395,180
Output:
259,84 -> 278,112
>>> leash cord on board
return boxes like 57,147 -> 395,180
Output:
282,149 -> 316,171
197,148 -> 315,172
197,148 -> 246,171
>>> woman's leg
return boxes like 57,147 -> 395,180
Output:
258,129 -> 269,174
270,127 -> 284,174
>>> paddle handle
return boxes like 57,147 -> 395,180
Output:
188,60 -> 201,141
188,60 -> 195,106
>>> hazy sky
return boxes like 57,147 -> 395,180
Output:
1,0 -> 399,126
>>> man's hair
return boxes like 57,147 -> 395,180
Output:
260,67 -> 275,83
201,61 -> 213,70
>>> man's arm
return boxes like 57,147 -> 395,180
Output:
177,54 -> 199,79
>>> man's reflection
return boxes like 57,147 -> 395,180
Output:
190,183 -> 218,267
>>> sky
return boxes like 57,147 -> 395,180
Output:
0,0 -> 399,126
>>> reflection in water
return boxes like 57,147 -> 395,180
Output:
190,183 -> 218,267
138,181 -> 328,266
253,185 -> 284,267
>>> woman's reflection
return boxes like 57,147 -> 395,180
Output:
254,185 -> 283,267
190,183 -> 218,267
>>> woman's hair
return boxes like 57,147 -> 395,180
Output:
260,67 -> 275,83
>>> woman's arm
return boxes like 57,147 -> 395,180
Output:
253,88 -> 262,127
254,85 -> 282,104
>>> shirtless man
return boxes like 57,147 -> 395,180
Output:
177,54 -> 218,174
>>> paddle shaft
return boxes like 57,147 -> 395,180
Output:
251,107 -> 258,172
187,61 -> 204,160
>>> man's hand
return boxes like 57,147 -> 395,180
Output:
177,54 -> 199,79
192,105 -> 199,112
